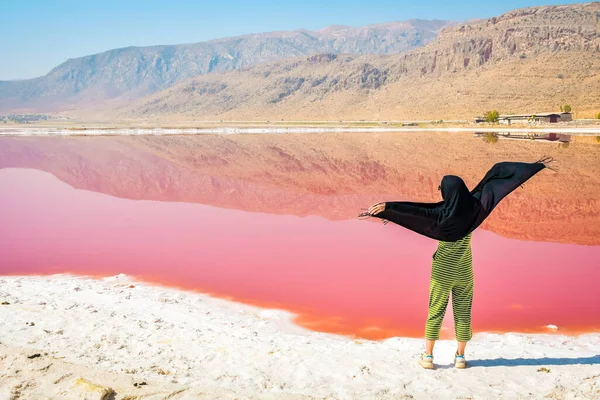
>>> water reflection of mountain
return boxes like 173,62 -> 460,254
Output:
1,133 -> 598,245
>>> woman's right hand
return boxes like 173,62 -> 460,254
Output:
368,202 -> 387,216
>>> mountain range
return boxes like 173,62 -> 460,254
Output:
120,3 -> 600,120
1,3 -> 599,120
0,20 -> 452,113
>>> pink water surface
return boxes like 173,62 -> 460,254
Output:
1,168 -> 599,339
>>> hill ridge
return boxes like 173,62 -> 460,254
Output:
0,19 -> 453,112
117,2 -> 600,120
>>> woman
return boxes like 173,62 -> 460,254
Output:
364,158 -> 553,369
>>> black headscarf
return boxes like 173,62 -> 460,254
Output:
363,159 -> 551,242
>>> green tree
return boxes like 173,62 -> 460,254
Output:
484,110 -> 499,123
595,112 -> 600,120
563,104 -> 572,113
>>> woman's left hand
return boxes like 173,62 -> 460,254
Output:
368,202 -> 386,216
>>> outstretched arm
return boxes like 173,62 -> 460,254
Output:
361,200 -> 445,240
470,158 -> 550,214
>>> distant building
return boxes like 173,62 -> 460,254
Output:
475,112 -> 573,124
559,112 -> 573,122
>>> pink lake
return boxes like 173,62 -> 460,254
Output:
1,163 -> 599,339
1,134 -> 599,339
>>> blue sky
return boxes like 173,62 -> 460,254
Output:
0,0 -> 585,80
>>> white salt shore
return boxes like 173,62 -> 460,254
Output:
1,126 -> 600,136
1,275 -> 599,399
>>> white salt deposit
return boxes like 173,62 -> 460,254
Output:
1,126 -> 600,136
0,274 -> 598,399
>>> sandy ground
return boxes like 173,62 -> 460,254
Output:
1,275 -> 599,399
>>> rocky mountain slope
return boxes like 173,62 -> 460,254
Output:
0,20 -> 451,112
120,3 -> 600,120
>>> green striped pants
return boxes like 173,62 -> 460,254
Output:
425,233 -> 474,342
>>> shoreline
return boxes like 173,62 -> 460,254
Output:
1,126 -> 600,136
2,271 -> 597,340
1,274 -> 599,399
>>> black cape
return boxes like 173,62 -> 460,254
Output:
369,161 -> 547,242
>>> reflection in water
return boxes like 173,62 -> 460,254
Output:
475,131 -> 573,143
1,134 -> 599,244
0,133 -> 599,338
